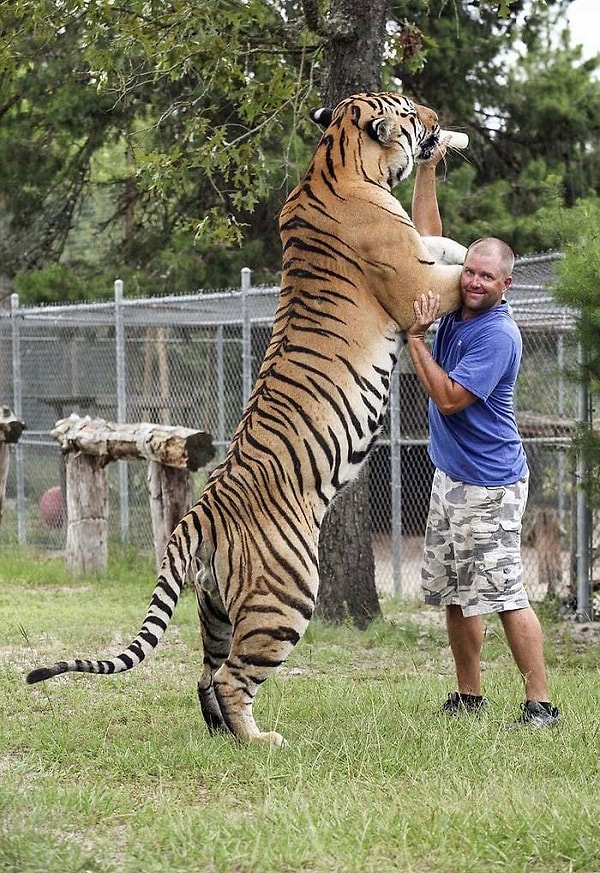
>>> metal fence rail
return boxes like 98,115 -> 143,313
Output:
0,252 -> 596,615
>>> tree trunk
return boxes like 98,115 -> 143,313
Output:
306,0 -> 388,626
321,0 -> 389,106
316,465 -> 381,629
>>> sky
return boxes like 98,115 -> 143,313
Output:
566,0 -> 599,60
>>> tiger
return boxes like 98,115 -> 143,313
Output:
26,92 -> 466,746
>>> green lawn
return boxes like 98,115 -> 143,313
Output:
1,550 -> 599,873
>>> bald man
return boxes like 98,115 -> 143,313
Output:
406,171 -> 560,727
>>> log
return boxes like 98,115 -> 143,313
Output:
148,461 -> 194,569
0,405 -> 26,444
0,406 -> 25,526
0,445 -> 9,525
65,452 -> 108,575
517,412 -> 575,439
51,414 -> 214,471
535,508 -> 563,598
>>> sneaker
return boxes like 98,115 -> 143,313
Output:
517,700 -> 561,729
439,691 -> 489,716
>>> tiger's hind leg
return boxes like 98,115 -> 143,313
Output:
212,588 -> 316,746
194,571 -> 233,736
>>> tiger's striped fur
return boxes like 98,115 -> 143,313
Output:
26,92 -> 464,746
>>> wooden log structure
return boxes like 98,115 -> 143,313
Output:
0,406 -> 26,526
517,412 -> 576,440
51,414 -> 214,575
535,507 -> 564,598
51,414 -> 214,470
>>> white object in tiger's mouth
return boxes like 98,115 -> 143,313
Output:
439,129 -> 469,149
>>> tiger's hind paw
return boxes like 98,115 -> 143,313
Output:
253,731 -> 287,747
197,679 -> 229,734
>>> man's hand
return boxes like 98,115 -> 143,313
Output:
426,134 -> 450,170
406,291 -> 441,340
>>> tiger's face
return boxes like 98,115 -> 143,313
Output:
310,92 -> 442,190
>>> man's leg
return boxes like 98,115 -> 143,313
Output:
446,604 -> 484,696
498,606 -> 549,701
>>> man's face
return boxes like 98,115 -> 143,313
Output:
459,249 -> 512,319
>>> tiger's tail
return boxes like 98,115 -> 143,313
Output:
26,516 -> 199,685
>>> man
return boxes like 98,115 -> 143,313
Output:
406,147 -> 560,728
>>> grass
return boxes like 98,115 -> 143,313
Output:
1,548 -> 599,873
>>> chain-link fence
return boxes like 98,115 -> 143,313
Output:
0,254 -> 596,615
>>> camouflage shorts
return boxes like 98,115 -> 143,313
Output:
421,468 -> 530,617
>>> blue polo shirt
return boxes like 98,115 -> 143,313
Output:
428,302 -> 528,486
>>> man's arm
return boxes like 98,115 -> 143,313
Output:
406,291 -> 476,415
411,138 -> 448,237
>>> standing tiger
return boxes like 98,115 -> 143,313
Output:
27,92 -> 466,746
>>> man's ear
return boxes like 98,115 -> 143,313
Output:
366,117 -> 395,145
309,107 -> 333,129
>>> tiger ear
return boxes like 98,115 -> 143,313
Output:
310,107 -> 333,129
366,117 -> 396,145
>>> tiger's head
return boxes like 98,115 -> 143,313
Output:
309,92 -> 442,190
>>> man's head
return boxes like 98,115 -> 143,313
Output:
459,237 -> 514,320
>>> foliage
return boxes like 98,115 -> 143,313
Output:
395,0 -> 600,253
1,0 -> 318,293
1,549 -> 599,872
540,194 -> 600,506
0,2 -> 131,273
1,0 -> 599,300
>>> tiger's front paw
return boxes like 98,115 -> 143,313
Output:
421,235 -> 467,265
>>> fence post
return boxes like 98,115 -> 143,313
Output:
216,325 -> 225,459
241,267 -> 252,406
390,357 -> 403,597
557,333 -> 566,522
114,278 -> 129,543
10,293 -> 26,544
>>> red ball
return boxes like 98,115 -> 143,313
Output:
39,486 -> 65,528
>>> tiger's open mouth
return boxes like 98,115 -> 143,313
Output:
417,132 -> 440,162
